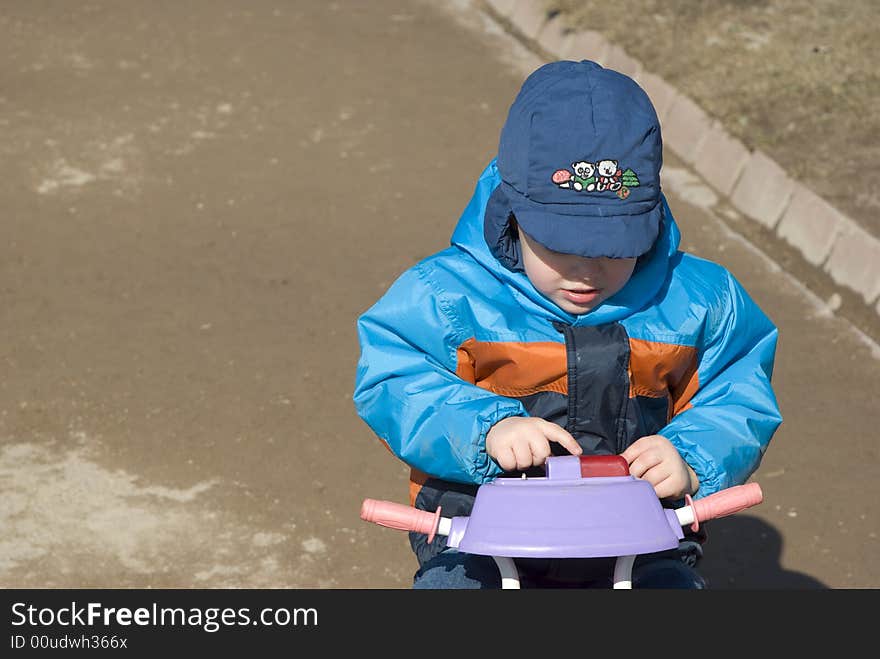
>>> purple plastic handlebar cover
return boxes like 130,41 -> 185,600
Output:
456,475 -> 684,558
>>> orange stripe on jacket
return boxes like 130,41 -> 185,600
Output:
455,337 -> 568,396
627,338 -> 700,419
398,336 -> 698,503
409,468 -> 429,507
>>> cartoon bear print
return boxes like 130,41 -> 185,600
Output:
570,161 -> 597,192
595,159 -> 623,192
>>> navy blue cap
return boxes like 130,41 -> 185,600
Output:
494,60 -> 663,258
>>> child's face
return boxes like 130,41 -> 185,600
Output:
517,225 -> 637,315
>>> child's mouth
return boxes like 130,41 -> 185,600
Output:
562,288 -> 601,305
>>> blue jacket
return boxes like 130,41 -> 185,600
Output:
354,160 -> 781,512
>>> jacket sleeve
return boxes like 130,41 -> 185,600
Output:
660,270 -> 783,498
353,263 -> 526,485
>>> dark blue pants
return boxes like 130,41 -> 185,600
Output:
412,547 -> 707,589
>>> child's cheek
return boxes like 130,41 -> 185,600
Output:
534,266 -> 563,299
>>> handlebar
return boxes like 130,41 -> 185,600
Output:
360,468 -> 765,589
680,482 -> 763,531
361,476 -> 764,556
362,482 -> 765,540
361,498 -> 443,543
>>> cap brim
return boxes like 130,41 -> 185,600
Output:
501,183 -> 662,259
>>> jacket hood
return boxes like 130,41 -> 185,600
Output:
450,159 -> 681,326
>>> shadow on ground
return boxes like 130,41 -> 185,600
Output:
699,516 -> 827,589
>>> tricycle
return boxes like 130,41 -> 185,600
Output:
361,455 -> 763,588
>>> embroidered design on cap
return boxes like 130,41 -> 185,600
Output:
551,159 -> 641,200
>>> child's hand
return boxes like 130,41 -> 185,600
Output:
621,435 -> 699,500
486,417 -> 582,471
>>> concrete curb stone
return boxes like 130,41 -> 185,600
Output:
560,29 -> 610,64
602,43 -> 642,81
477,0 -> 880,319
485,0 -> 519,17
508,1 -> 547,39
535,14 -> 574,57
691,120 -> 751,197
636,72 -> 678,127
729,150 -> 795,230
661,93 -> 713,165
824,223 -> 880,305
776,184 -> 844,266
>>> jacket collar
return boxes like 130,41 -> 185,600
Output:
450,159 -> 680,326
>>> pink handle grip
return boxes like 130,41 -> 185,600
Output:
691,483 -> 763,529
360,499 -> 442,543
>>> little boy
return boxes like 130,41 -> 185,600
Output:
353,60 -> 782,588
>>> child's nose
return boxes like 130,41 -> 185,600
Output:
567,257 -> 603,281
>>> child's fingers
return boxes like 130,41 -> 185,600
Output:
620,445 -> 638,464
628,450 -> 663,479
512,442 -> 534,471
620,435 -> 658,463
620,441 -> 649,465
652,474 -> 679,500
541,421 -> 582,455
496,447 -> 518,472
528,436 -> 552,466
639,464 -> 677,496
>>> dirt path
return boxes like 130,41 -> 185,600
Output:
0,0 -> 877,589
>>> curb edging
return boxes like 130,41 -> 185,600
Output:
484,0 -> 880,317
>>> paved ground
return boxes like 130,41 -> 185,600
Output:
0,0 -> 877,589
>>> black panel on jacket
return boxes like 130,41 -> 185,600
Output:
556,322 -> 631,454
